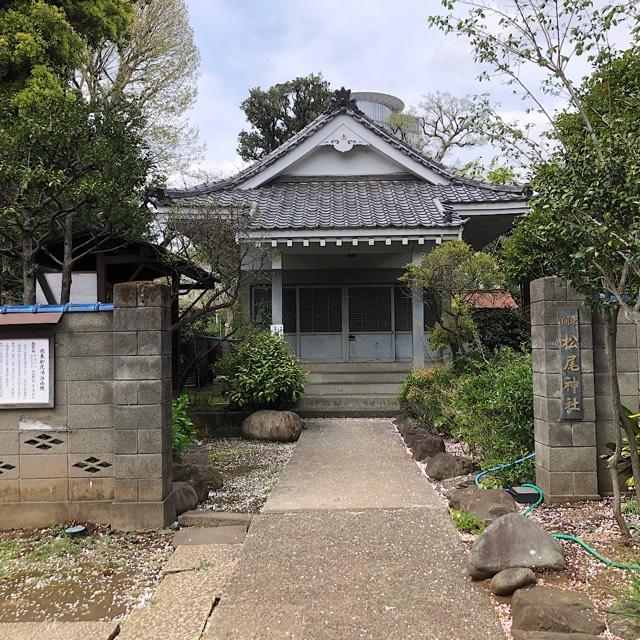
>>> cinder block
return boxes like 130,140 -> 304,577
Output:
137,478 -> 164,502
115,430 -> 137,454
530,277 -> 566,303
534,441 -> 550,470
617,349 -> 639,372
532,348 -> 560,374
114,404 -> 162,430
68,453 -> 114,478
114,453 -> 163,479
536,421 -> 572,447
111,494 -> 176,531
20,454 -> 66,479
0,411 -> 22,430
137,380 -> 171,405
113,355 -> 167,381
113,332 -> 138,356
137,429 -> 163,454
69,478 -> 114,501
68,428 -> 113,453
138,331 -> 164,356
115,478 -> 138,502
531,325 -> 559,350
617,372 -> 640,397
138,282 -> 171,308
535,465 -> 550,494
113,307 -> 164,333
68,380 -> 113,405
546,471 -> 575,496
573,471 -> 599,496
0,479 -> 19,502
58,313 -> 112,333
67,357 -> 113,381
548,446 -> 597,473
68,404 -> 113,429
113,282 -> 139,308
20,478 -> 68,502
20,430 -> 68,455
0,431 -> 19,455
56,332 -> 113,357
0,455 -> 19,480
572,422 -> 597,447
114,380 -> 138,405
534,395 -> 561,422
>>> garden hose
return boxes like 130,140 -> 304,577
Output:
475,454 -> 640,571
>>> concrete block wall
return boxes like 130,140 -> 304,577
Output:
0,282 -> 175,530
531,276 -> 640,501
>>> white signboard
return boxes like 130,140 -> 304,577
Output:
0,339 -> 50,406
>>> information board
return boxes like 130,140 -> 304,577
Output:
0,338 -> 51,407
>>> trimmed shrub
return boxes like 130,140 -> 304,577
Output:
449,348 -> 534,484
216,331 -> 306,410
397,365 -> 459,433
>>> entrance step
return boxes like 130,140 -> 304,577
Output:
305,382 -> 402,395
296,394 -> 398,418
307,371 -> 407,384
178,510 -> 252,529
303,361 -> 411,373
172,525 -> 247,546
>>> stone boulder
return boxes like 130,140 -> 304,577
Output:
405,431 -> 445,462
439,473 -> 478,500
489,567 -> 537,596
173,481 -> 198,516
173,462 -> 209,502
512,632 -> 601,640
449,487 -> 517,525
241,410 -> 302,442
393,418 -> 411,437
425,452 -> 476,481
607,612 -> 640,640
467,513 -> 565,580
511,586 -> 605,636
198,465 -> 224,491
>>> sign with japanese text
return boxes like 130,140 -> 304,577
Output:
0,339 -> 51,407
559,308 -> 582,420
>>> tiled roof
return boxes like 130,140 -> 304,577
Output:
168,177 -> 526,231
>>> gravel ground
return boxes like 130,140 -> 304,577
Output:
200,437 -> 295,513
0,525 -> 172,622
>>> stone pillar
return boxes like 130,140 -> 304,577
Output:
111,281 -> 175,530
531,277 -> 599,502
271,252 -> 283,329
411,249 -> 425,370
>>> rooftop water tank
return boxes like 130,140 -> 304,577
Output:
351,91 -> 405,127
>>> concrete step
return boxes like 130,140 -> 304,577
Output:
172,525 -> 247,546
296,394 -> 398,418
304,382 -> 402,395
178,510 -> 252,529
303,361 -> 411,373
307,371 -> 407,384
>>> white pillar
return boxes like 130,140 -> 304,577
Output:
411,249 -> 425,370
271,252 -> 283,332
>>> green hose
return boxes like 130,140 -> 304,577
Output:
479,460 -> 640,571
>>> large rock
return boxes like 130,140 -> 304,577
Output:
241,410 -> 302,442
393,418 -> 412,437
181,445 -> 224,490
405,431 -> 445,462
173,462 -> 209,502
449,487 -> 517,525
439,473 -> 478,499
425,452 -> 475,481
467,513 -> 565,580
512,632 -> 601,640
511,586 -> 605,636
489,567 -> 536,596
173,481 -> 198,516
607,612 -> 640,640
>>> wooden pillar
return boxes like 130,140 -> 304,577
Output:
271,252 -> 283,331
411,249 -> 425,370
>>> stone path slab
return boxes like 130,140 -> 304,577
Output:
207,418 -> 505,639
172,526 -> 246,546
178,511 -> 252,528
163,544 -> 241,574
0,621 -> 119,640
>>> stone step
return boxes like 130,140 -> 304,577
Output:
303,361 -> 411,373
304,382 -> 402,395
296,394 -> 398,418
307,371 -> 407,384
178,510 -> 252,529
173,525 -> 247,547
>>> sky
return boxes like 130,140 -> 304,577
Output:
182,0 -> 628,180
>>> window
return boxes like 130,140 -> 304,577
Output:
348,287 -> 392,332
299,287 -> 342,333
394,286 -> 439,331
251,286 -> 297,333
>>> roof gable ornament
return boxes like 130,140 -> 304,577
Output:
319,123 -> 369,153
329,87 -> 362,113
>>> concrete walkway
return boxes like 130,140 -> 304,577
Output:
207,419 -> 504,640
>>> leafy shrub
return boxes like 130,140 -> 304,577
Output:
172,393 -> 198,457
397,365 -> 459,433
473,308 -> 530,353
215,331 -> 306,410
449,348 -> 534,485
450,508 -> 485,534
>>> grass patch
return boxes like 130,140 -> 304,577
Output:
450,509 -> 485,535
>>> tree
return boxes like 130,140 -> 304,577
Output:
429,0 -> 640,535
77,0 -> 202,174
400,240 -> 503,355
0,0 -> 156,304
237,73 -> 332,161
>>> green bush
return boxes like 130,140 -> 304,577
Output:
450,508 -> 485,534
397,365 -> 459,433
449,348 -> 534,484
215,331 -> 306,410
473,308 -> 530,353
172,393 -> 198,457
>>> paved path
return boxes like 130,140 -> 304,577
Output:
207,419 -> 504,640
